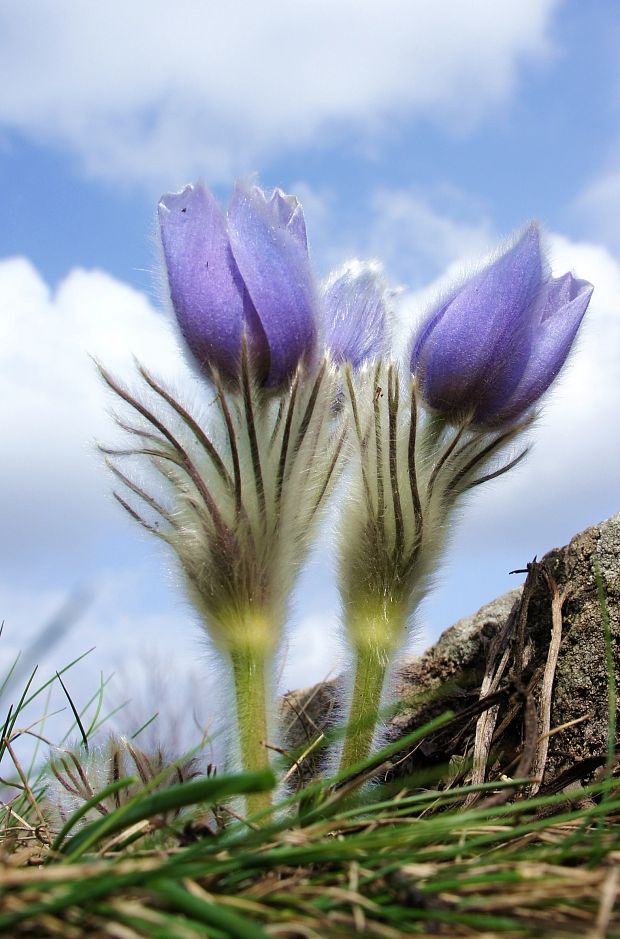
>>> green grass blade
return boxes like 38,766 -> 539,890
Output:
153,879 -> 271,939
0,649 -> 22,699
84,670 -> 110,738
62,768 -> 275,858
131,710 -> 159,740
21,647 -> 95,713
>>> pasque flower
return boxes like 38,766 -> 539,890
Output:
103,178 -> 391,813
411,224 -> 593,425
336,222 -> 593,776
159,181 -> 317,386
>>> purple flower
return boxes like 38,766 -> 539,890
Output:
322,261 -> 389,368
411,224 -> 593,425
158,181 -> 317,386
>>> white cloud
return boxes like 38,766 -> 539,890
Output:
0,262 -> 210,753
290,180 -> 495,302
367,187 -> 493,284
0,256 -> 190,569
573,170 -> 620,255
280,613 -> 343,693
0,0 -> 559,184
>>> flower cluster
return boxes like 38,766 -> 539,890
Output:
101,179 -> 592,806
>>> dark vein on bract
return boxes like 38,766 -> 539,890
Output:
106,459 -> 178,528
447,420 -> 528,495
408,380 -> 423,537
212,371 -> 243,518
344,366 -> 375,519
373,362 -> 385,528
427,420 -> 469,500
138,364 -> 233,492
240,340 -> 266,521
388,365 -> 404,561
113,416 -> 163,446
470,447 -> 530,488
113,492 -> 163,538
99,366 -> 228,534
275,369 -> 300,509
307,422 -> 348,524
98,364 -> 192,460
97,372 -> 230,540
291,359 -> 327,462
269,397 -> 286,450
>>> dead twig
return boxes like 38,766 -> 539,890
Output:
465,564 -> 540,805
530,565 -> 570,795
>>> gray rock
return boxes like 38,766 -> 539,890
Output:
282,512 -> 620,788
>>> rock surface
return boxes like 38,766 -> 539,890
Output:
282,512 -> 620,789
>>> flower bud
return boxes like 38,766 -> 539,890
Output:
322,260 -> 389,367
411,224 -> 593,425
158,181 -> 317,387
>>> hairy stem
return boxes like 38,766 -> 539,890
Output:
229,640 -> 273,817
339,599 -> 406,775
339,643 -> 389,774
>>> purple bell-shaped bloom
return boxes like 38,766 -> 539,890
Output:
322,261 -> 389,368
158,181 -> 317,386
411,224 -> 593,426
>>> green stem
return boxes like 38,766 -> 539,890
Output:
230,644 -> 272,817
339,597 -> 408,776
339,643 -> 390,774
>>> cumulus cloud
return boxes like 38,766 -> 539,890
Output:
573,170 -> 620,255
0,0 -> 559,184
289,181 -> 496,313
366,187 -> 493,284
0,256 -> 190,571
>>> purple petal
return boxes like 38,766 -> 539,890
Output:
158,183 -> 244,377
410,298 -> 448,374
268,188 -> 308,249
227,183 -> 317,386
414,224 -> 544,415
488,274 -> 593,424
322,262 -> 388,367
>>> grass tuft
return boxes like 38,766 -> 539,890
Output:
1,577 -> 618,938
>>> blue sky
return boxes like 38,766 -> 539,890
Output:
1,0 -> 620,749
